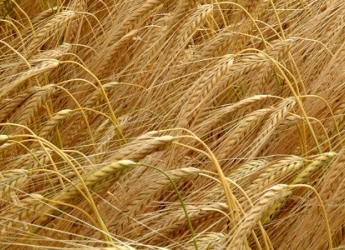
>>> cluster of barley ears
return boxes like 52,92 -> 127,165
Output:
1,0 -> 345,249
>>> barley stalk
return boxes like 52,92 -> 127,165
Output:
0,194 -> 45,236
0,60 -> 59,100
16,84 -> 56,128
0,87 -> 40,123
27,11 -> 76,56
0,169 -> 28,199
148,202 -> 229,245
229,184 -> 289,249
205,53 -> 270,110
244,97 -> 296,158
33,160 -> 136,228
291,152 -> 337,185
216,108 -> 272,161
195,94 -> 273,134
95,30 -> 139,78
31,7 -> 58,24
181,54 -> 234,126
38,109 -> 74,138
156,4 -> 213,76
185,232 -> 227,250
113,167 -> 201,234
84,82 -> 120,108
261,152 -> 337,224
242,156 -> 305,205
30,43 -> 71,61
229,160 -> 268,182
108,0 -> 163,45
64,0 -> 87,43
107,133 -> 174,162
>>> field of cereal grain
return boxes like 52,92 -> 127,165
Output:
0,1 -> 344,249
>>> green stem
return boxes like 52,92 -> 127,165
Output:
138,162 -> 198,250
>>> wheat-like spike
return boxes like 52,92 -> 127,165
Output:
158,44 -> 200,87
95,30 -> 139,78
137,4 -> 212,93
97,130 -> 159,156
64,0 -> 87,43
177,4 -> 212,48
0,86 -> 39,116
84,82 -> 119,108
216,108 -> 272,161
204,159 -> 268,202
113,167 -> 201,234
195,95 -> 273,134
319,152 -> 345,201
31,7 -> 58,24
15,84 -> 56,128
291,152 -> 337,185
334,101 -> 345,125
192,53 -> 267,110
0,86 -> 39,113
95,125 -> 116,160
244,97 -> 296,158
33,160 -> 136,228
203,15 -> 263,57
330,169 -> 345,208
175,0 -> 199,17
229,160 -> 268,182
269,38 -> 296,61
162,4 -> 213,67
156,56 -> 219,115
108,0 -> 163,45
275,113 -> 302,129
132,4 -> 213,92
185,232 -> 227,250
135,17 -> 172,69
209,53 -> 270,108
261,152 -> 337,224
181,54 -> 234,126
148,202 -> 229,245
8,150 -> 51,173
142,3 -> 212,91
162,0 -> 199,42
136,25 -> 167,64
107,134 -> 174,162
199,31 -> 235,58
244,156 -> 305,201
0,194 -> 45,235
0,143 -> 12,153
0,169 -> 28,199
334,100 -> 345,116
131,25 -> 170,87
26,11 -> 76,56
0,60 -> 59,100
19,152 -> 54,194
253,38 -> 296,92
38,109 -> 74,138
30,43 -> 71,61
93,119 -> 111,140
229,184 -> 289,250
57,110 -> 95,151
82,160 -> 137,191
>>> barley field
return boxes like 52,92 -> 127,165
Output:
0,0 -> 344,249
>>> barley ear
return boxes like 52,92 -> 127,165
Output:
229,184 -> 289,249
